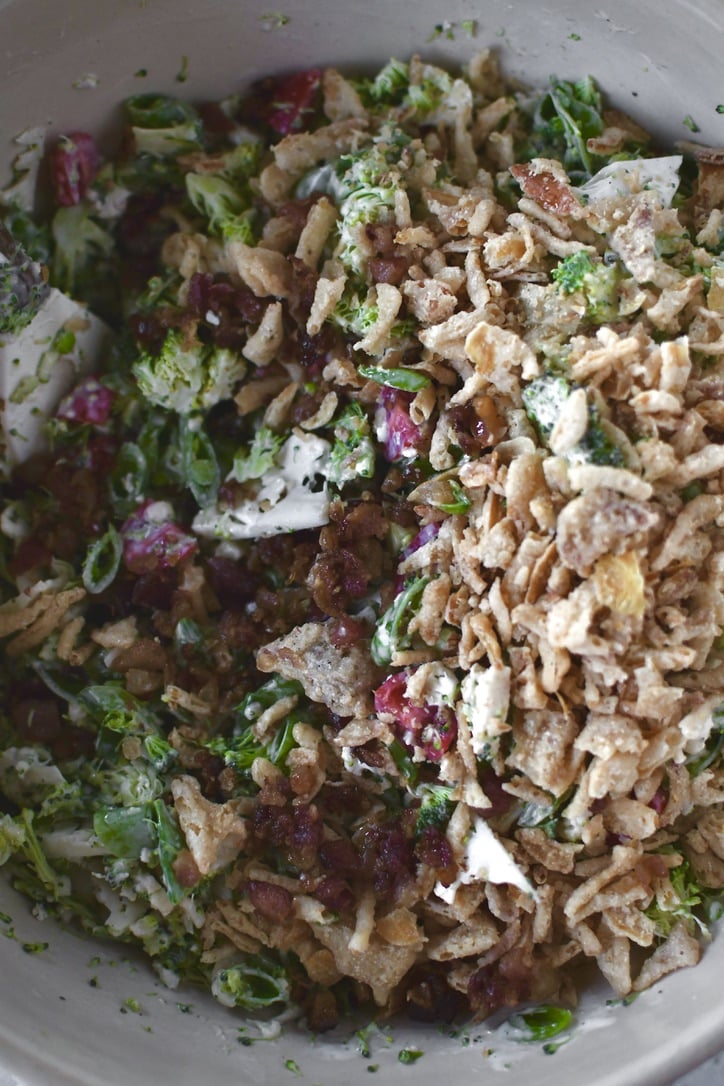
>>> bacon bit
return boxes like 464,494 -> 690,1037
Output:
405,967 -> 464,1023
173,849 -> 202,889
319,837 -> 361,876
305,988 -> 339,1034
315,875 -> 355,912
414,827 -> 454,870
360,823 -> 415,900
247,878 -> 294,920
7,537 -> 53,578
467,954 -> 532,1019
510,162 -> 582,217
369,255 -> 410,285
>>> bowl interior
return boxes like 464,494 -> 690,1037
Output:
1,1 -> 724,1084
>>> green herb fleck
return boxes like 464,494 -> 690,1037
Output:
21,941 -> 49,955
428,21 -> 455,41
285,1058 -> 301,1074
123,997 -> 143,1014
398,1048 -> 424,1064
0,911 -> 12,925
568,32 -> 581,40
543,1039 -> 569,1054
357,363 -> 431,392
176,56 -> 189,84
461,19 -> 477,37
683,115 -> 700,133
508,1005 -> 573,1042
134,68 -> 148,78
260,11 -> 290,30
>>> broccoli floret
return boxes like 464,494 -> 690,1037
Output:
93,805 -> 156,859
356,58 -> 411,108
206,676 -> 303,776
552,250 -> 620,323
551,250 -> 596,293
328,402 -> 376,486
522,372 -> 625,467
185,173 -> 258,243
230,426 -> 283,483
415,783 -> 455,833
645,853 -> 715,938
133,329 -> 246,415
0,811 -> 25,866
0,220 -> 49,335
526,76 -> 605,181
125,94 -> 203,157
211,952 -> 290,1010
50,203 -> 115,300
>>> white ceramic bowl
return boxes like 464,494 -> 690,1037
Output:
1,1 -> 724,1084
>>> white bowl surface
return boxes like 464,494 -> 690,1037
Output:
1,1 -> 724,1084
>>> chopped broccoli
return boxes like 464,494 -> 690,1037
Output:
230,426 -> 283,483
552,250 -> 620,323
211,952 -> 290,1010
525,76 -> 605,181
133,329 -> 246,415
371,576 -> 430,666
522,372 -> 625,466
415,783 -> 455,833
207,676 -> 304,777
50,203 -> 115,298
551,250 -> 597,293
125,94 -> 204,157
331,285 -> 380,335
185,173 -> 258,243
644,853 -> 720,938
92,804 -> 156,859
328,402 -> 376,486
0,812 -> 26,866
357,59 -> 411,108
686,708 -> 724,776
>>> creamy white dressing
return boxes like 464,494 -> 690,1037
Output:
578,155 -> 683,208
461,664 -> 511,755
0,288 -> 109,473
435,814 -> 536,903
193,430 -> 331,540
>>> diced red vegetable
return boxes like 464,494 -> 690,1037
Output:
240,68 -> 323,136
374,670 -> 457,762
121,500 -> 198,574
49,131 -> 101,206
57,376 -> 115,427
378,387 -> 428,462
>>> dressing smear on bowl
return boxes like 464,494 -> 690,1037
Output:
0,48 -> 723,1036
